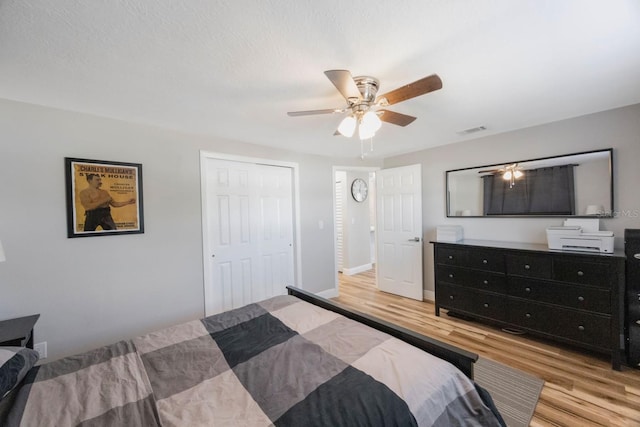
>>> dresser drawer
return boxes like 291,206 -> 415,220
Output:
467,249 -> 505,273
507,299 -> 610,349
508,277 -> 610,314
553,259 -> 612,288
437,265 -> 507,293
437,283 -> 506,321
437,265 -> 470,286
437,283 -> 473,313
436,246 -> 468,266
506,253 -> 552,279
468,292 -> 507,321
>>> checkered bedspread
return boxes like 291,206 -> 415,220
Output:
5,295 -> 501,426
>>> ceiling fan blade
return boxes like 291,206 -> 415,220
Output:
324,70 -> 362,102
379,110 -> 417,127
287,108 -> 342,117
376,74 -> 442,106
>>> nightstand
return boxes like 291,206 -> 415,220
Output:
0,314 -> 40,349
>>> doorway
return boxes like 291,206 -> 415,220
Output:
334,164 -> 424,301
334,167 -> 378,289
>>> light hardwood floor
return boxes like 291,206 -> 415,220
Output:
334,269 -> 640,427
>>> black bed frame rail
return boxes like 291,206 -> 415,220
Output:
286,286 -> 478,379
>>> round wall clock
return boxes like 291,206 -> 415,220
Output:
351,178 -> 368,202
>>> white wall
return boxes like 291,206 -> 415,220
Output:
384,103 -> 640,294
0,98 -> 380,361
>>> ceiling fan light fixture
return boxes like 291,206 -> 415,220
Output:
358,121 -> 376,140
338,115 -> 357,137
514,170 -> 524,179
362,110 -> 382,132
503,170 -> 513,180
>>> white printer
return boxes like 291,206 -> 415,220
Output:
546,219 -> 614,253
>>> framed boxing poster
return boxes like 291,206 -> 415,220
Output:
65,157 -> 144,238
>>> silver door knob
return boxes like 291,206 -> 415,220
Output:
408,237 -> 421,242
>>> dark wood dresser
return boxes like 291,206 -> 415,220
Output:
431,239 -> 626,370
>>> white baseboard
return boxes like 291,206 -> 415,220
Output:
342,263 -> 373,276
423,290 -> 435,302
316,288 -> 339,299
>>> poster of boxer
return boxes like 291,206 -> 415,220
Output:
65,158 -> 144,237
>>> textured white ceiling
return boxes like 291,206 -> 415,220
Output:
1,0 -> 639,158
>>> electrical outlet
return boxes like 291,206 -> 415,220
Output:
34,341 -> 47,359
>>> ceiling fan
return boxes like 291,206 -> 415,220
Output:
479,163 -> 524,188
287,70 -> 442,141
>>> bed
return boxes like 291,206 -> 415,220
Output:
1,286 -> 504,426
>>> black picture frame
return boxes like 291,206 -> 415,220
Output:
65,157 -> 144,238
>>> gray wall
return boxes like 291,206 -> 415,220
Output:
0,98 -> 380,361
343,171 -> 372,271
384,103 -> 640,295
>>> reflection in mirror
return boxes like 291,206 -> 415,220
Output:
446,149 -> 613,217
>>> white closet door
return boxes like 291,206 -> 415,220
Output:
202,158 -> 294,314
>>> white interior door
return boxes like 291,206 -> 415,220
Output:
202,157 -> 294,315
376,164 -> 423,300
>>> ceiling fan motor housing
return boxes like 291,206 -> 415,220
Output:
353,76 -> 379,105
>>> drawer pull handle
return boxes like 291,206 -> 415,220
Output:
636,320 -> 640,325
524,264 -> 531,270
482,259 -> 488,264
525,287 -> 531,292
577,270 -> 584,277
448,255 -> 454,260
483,303 -> 489,308
449,295 -> 454,300
525,313 -> 531,318
449,273 -> 454,278
635,254 -> 640,260
578,325 -> 585,331
578,296 -> 585,302
483,280 -> 489,285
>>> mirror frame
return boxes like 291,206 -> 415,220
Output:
445,148 -> 614,218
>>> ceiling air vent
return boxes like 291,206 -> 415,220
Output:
457,125 -> 487,135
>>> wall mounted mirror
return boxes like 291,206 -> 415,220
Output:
446,148 -> 613,217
